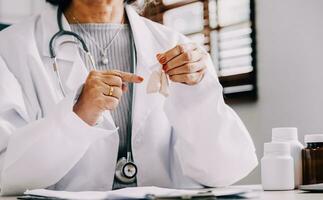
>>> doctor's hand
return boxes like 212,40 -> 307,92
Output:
73,70 -> 143,126
156,43 -> 207,85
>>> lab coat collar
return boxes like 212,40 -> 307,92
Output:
125,6 -> 167,68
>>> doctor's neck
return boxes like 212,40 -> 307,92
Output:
64,0 -> 125,24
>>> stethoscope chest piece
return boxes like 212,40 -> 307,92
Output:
115,157 -> 137,183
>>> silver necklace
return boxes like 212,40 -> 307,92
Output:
72,16 -> 124,65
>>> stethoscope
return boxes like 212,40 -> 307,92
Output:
49,6 -> 138,184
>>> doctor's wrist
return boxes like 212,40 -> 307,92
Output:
73,101 -> 101,126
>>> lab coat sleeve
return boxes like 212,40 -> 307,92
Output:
0,57 -> 117,195
164,36 -> 258,187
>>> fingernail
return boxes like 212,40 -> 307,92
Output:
138,76 -> 144,81
160,56 -> 167,64
157,53 -> 166,64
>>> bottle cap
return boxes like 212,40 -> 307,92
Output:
304,134 -> 323,143
272,127 -> 298,141
264,142 -> 290,154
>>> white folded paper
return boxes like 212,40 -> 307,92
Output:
23,186 -> 252,200
24,187 -> 196,200
146,67 -> 170,97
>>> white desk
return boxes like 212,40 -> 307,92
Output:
0,185 -> 322,199
234,185 -> 323,200
0,197 -> 15,200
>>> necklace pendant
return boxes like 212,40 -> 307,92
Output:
101,56 -> 109,65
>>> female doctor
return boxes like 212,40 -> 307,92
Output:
0,0 -> 258,196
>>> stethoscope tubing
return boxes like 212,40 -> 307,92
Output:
49,5 -> 137,182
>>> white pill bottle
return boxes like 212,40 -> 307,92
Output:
272,127 -> 304,188
261,142 -> 294,190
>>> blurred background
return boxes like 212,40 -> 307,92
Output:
1,0 -> 323,185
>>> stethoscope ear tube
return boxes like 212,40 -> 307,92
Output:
50,6 -> 97,97
49,6 -> 90,59
52,57 -> 66,97
86,52 -> 97,71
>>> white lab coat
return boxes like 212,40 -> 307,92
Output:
0,4 -> 258,195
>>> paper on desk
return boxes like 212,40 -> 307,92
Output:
24,186 -> 251,200
24,187 -> 195,200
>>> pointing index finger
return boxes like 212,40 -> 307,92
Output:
103,70 -> 144,83
119,71 -> 144,83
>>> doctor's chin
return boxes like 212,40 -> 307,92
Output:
0,0 -> 264,197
